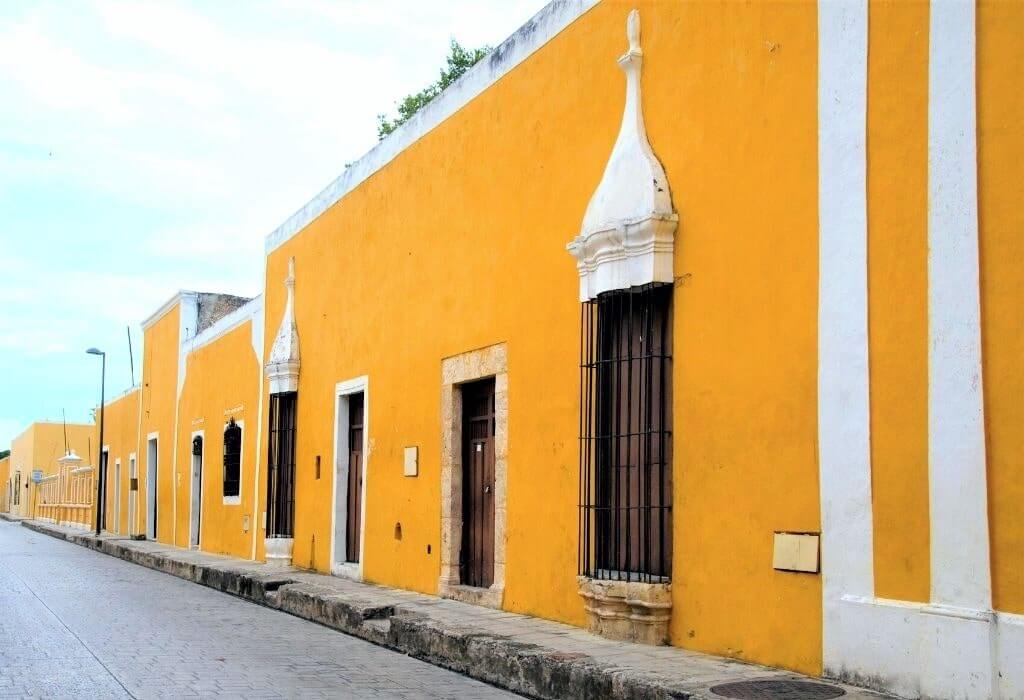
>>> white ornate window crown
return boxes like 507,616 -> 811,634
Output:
567,9 -> 678,302
265,257 -> 300,394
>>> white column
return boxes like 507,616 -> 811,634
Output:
817,0 -> 873,670
922,2 -> 995,697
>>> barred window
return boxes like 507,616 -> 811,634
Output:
267,392 -> 297,538
223,419 -> 242,498
579,284 -> 673,582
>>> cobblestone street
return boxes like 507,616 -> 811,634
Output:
0,521 -> 516,699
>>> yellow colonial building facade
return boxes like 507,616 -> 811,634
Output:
5,421 -> 94,520
1,454 -> 10,512
19,2 -> 1021,698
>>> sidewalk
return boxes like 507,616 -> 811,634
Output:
18,519 -> 887,700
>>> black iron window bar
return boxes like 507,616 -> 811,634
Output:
267,391 -> 297,538
223,418 -> 242,498
579,283 -> 673,583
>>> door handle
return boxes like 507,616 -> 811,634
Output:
484,485 -> 491,494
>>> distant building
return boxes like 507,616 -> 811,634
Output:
5,422 -> 94,518
0,454 -> 10,512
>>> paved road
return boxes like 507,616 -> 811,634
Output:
0,521 -> 516,699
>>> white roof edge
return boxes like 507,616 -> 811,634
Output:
264,0 -> 600,255
184,295 -> 264,355
141,289 -> 199,330
103,385 -> 141,409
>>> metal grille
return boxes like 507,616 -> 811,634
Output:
579,283 -> 673,582
223,419 -> 242,498
267,392 -> 297,538
710,680 -> 846,699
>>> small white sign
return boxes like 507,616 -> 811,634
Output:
772,532 -> 820,573
403,446 -> 418,477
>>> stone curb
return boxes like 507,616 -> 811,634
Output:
18,520 -> 883,700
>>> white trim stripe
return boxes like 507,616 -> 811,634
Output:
264,0 -> 600,255
141,290 -> 191,330
926,0 -> 990,613
817,0 -> 872,663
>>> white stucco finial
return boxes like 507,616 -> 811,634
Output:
566,9 -> 678,302
626,8 -> 640,55
265,256 -> 300,394
59,450 -> 81,464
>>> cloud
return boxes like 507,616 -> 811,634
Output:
0,0 -> 546,446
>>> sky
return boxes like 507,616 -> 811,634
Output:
0,0 -> 545,449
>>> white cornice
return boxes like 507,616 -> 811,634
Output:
567,9 -> 678,301
140,289 -> 199,330
264,0 -> 600,255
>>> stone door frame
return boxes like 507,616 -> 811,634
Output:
439,343 -> 508,609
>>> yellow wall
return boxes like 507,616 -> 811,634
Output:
866,0 -> 930,604
140,304 -> 181,543
978,0 -> 1024,616
100,389 -> 141,536
667,0 -> 820,673
264,0 -> 821,674
174,319 -> 260,558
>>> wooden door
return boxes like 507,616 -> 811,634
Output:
345,392 -> 364,563
461,378 -> 495,588
147,439 -> 158,540
114,460 -> 121,535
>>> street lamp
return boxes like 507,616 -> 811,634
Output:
86,347 -> 106,536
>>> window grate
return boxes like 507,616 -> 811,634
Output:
223,419 -> 242,498
267,392 -> 297,538
579,283 -> 673,583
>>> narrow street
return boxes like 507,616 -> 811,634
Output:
0,521 -> 516,699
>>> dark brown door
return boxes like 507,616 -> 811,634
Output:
346,392 -> 364,563
461,378 -> 495,588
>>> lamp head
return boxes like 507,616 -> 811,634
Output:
86,348 -> 104,356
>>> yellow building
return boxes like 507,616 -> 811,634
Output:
8,421 -> 94,519
37,2 -> 1022,698
0,454 -> 10,512
98,387 -> 141,536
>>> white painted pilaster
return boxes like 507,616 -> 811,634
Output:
922,3 -> 995,697
817,2 -> 1006,697
926,0 -> 990,615
817,0 -> 874,677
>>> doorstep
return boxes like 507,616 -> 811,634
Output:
19,519 -> 889,700
0,512 -> 28,523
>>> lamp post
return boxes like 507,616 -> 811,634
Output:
86,348 -> 106,536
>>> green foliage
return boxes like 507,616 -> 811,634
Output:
377,40 -> 491,140
0,450 -> 9,460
